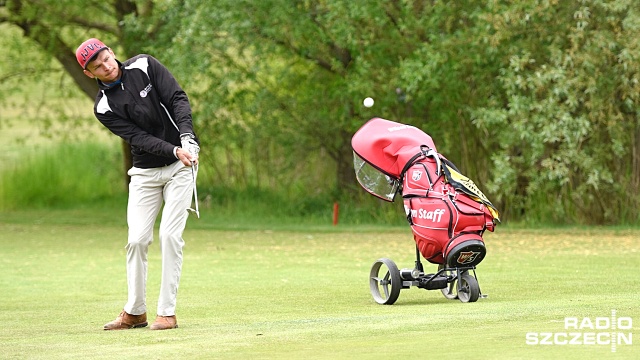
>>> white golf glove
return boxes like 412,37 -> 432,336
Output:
180,133 -> 200,160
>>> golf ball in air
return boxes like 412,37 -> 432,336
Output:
363,97 -> 374,107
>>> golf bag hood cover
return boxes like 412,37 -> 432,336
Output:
351,118 -> 437,178
352,118 -> 500,267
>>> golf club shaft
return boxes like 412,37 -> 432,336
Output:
192,164 -> 199,217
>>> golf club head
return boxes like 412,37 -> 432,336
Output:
187,207 -> 200,218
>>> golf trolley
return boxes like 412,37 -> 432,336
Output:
352,118 -> 500,305
369,253 -> 482,305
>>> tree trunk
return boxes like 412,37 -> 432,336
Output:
120,141 -> 133,189
633,126 -> 640,194
14,21 -> 133,187
335,128 -> 357,198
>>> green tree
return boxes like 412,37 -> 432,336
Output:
472,0 -> 640,223
1,0 -> 163,184
3,0 -> 640,224
146,0 -> 503,199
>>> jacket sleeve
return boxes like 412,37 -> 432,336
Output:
147,55 -> 196,137
94,92 -> 177,158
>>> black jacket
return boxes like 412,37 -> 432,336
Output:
93,54 -> 197,168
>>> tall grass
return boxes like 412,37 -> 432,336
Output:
0,142 -> 407,226
0,141 -> 125,210
194,184 -> 407,227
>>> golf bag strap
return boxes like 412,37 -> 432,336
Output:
399,145 -> 436,183
400,152 -> 425,180
439,156 -> 460,173
405,198 -> 414,225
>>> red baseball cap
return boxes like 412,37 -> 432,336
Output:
76,38 -> 108,69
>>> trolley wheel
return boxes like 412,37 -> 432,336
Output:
438,264 -> 458,300
369,258 -> 402,305
457,272 -> 480,303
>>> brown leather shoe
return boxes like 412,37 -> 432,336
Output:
103,310 -> 148,330
150,315 -> 178,330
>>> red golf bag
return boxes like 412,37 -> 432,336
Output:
352,118 -> 500,268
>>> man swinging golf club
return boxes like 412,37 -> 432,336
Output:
76,38 -> 200,330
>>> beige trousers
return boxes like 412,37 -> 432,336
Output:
123,160 -> 193,316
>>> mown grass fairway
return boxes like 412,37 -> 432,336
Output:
1,209 -> 638,359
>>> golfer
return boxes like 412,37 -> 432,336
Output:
76,38 -> 200,330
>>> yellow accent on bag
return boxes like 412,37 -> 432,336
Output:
443,164 -> 500,222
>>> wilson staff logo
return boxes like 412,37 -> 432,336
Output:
457,251 -> 480,264
409,208 -> 445,222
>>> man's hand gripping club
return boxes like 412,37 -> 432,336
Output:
178,133 -> 200,166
